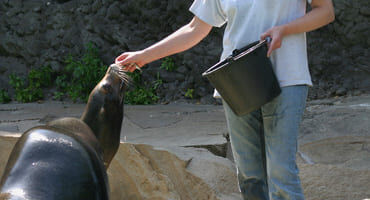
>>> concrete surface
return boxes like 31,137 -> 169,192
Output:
0,102 -> 228,148
1,95 -> 370,149
0,94 -> 369,200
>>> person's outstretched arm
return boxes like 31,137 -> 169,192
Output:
261,0 -> 335,57
115,16 -> 213,72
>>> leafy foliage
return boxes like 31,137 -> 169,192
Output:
153,72 -> 163,90
0,89 -> 11,103
28,65 -> 53,88
60,43 -> 108,102
124,71 -> 161,105
160,57 -> 177,72
8,66 -> 53,102
185,88 -> 194,99
6,42 -> 163,104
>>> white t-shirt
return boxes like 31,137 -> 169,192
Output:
189,0 -> 313,98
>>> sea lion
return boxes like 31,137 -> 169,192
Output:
0,64 -> 129,200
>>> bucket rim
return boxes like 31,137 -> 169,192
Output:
202,39 -> 270,77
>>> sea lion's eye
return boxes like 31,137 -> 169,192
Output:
102,84 -> 113,94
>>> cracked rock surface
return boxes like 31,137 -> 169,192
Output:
0,102 -> 228,148
0,94 -> 369,199
297,95 -> 370,200
0,137 -> 240,200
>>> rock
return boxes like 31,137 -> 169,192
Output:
200,95 -> 215,104
0,57 -> 28,81
96,7 -> 107,17
51,13 -> 72,30
91,0 -> 102,13
0,0 -> 369,102
0,125 -> 19,132
33,6 -> 41,13
360,7 -> 370,16
81,0 -> 93,5
175,65 -> 188,74
0,33 -> 22,55
1,94 -> 370,199
298,162 -> 370,200
106,3 -> 121,19
49,60 -> 62,72
0,136 -> 240,200
297,136 -> 370,200
299,136 -> 370,170
159,71 -> 178,82
353,90 -> 362,96
110,144 -> 241,200
8,0 -> 22,8
62,28 -> 81,48
80,5 -> 90,14
327,55 -> 341,65
56,0 -> 72,3
300,95 -> 370,145
335,87 -> 347,96
0,66 -> 7,75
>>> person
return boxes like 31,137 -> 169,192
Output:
115,0 -> 334,199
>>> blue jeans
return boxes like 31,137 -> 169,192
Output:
223,85 -> 308,200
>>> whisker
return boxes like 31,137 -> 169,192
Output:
109,64 -> 131,85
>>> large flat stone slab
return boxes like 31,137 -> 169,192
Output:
298,162 -> 370,200
0,101 -> 84,133
299,95 -> 370,145
121,104 -> 227,147
0,102 -> 228,147
299,136 -> 370,170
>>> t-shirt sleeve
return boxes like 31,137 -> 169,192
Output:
189,0 -> 227,27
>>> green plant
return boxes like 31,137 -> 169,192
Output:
185,88 -> 194,99
125,87 -> 159,105
59,42 -> 108,102
55,75 -> 68,91
124,71 -> 160,105
160,57 -> 177,72
8,66 -> 53,103
0,89 -> 11,103
153,72 -> 163,90
5,42 -> 163,104
53,91 -> 65,100
28,65 -> 53,88
9,74 -> 42,102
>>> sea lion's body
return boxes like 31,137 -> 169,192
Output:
0,118 -> 109,200
0,65 -> 129,200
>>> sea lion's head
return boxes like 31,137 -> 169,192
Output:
81,64 -> 130,168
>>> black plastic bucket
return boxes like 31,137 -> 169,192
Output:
202,40 -> 281,116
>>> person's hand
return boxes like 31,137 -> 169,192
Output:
115,50 -> 148,72
260,25 -> 286,57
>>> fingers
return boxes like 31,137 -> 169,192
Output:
122,63 -> 142,73
123,64 -> 136,72
267,43 -> 273,57
115,53 -> 129,66
260,31 -> 270,41
267,37 -> 282,57
115,53 -> 136,72
260,31 -> 273,57
115,51 -> 145,73
260,27 -> 284,57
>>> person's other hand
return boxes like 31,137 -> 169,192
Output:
260,26 -> 286,57
115,51 -> 148,72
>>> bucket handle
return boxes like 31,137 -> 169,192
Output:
233,37 -> 271,61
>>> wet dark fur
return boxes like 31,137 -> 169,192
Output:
0,64 -> 128,200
